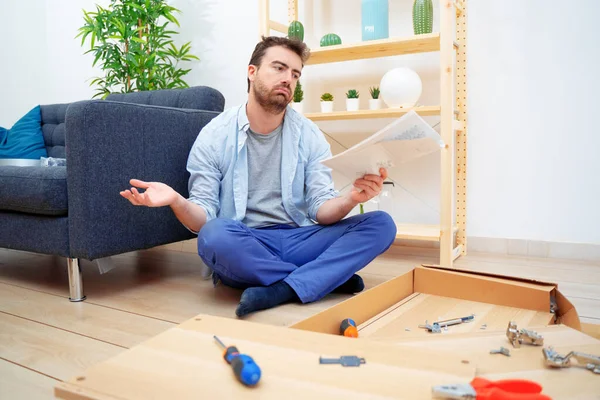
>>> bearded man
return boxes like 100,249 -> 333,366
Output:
120,36 -> 397,317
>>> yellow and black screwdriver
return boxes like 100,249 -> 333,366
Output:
214,335 -> 262,386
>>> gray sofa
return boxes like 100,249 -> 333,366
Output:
0,86 -> 225,301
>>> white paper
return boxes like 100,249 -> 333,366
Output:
320,110 -> 444,181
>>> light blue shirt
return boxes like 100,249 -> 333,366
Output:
185,103 -> 339,231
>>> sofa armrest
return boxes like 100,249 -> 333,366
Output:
65,100 -> 221,260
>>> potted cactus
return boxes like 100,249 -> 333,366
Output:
345,89 -> 360,111
369,86 -> 382,110
288,20 -> 304,41
413,0 -> 433,35
292,81 -> 304,113
320,92 -> 334,113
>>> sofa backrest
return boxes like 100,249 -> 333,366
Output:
39,86 -> 225,158
41,103 -> 69,158
106,86 -> 225,112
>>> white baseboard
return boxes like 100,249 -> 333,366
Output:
465,236 -> 600,262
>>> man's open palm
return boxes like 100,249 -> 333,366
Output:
120,179 -> 178,208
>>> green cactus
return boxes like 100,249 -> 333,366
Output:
320,92 -> 334,101
369,86 -> 380,99
413,0 -> 433,35
293,81 -> 303,102
345,89 -> 359,99
288,20 -> 304,41
320,33 -> 342,47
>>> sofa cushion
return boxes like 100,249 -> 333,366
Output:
0,165 -> 67,216
0,105 -> 48,160
41,103 -> 69,159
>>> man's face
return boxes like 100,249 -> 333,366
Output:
249,46 -> 302,114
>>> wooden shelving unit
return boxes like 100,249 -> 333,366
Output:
304,105 -> 441,121
259,0 -> 468,267
305,33 -> 440,64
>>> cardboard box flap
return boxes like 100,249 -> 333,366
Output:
554,289 -> 581,330
421,264 -> 560,288
290,270 -> 414,334
415,265 -> 554,312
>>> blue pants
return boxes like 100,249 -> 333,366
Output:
197,211 -> 397,303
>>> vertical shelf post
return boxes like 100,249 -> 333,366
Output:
439,0 -> 455,267
455,0 -> 468,256
288,0 -> 298,23
259,0 -> 270,38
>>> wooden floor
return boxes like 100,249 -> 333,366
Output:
1,244 -> 599,399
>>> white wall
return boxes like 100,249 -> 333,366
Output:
467,0 -> 600,244
1,0 -> 598,245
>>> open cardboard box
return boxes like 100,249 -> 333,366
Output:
54,264 -> 599,400
290,264 -> 582,337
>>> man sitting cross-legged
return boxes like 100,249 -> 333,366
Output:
120,35 -> 397,317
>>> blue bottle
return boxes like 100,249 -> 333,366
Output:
362,0 -> 389,41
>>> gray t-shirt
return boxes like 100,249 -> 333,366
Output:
242,124 -> 296,228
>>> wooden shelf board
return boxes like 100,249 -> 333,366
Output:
306,33 -> 440,65
395,223 -> 458,242
304,106 -> 441,121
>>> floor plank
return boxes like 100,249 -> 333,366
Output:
0,358 -> 59,400
0,282 -> 174,348
0,312 -> 124,381
0,249 -> 426,327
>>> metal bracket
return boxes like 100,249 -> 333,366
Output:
543,347 -> 600,374
506,321 -> 544,348
419,315 -> 474,333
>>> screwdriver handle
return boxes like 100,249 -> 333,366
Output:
230,354 -> 261,386
340,318 -> 358,338
214,337 -> 261,386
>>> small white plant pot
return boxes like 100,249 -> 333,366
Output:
346,98 -> 359,111
291,101 -> 303,113
369,98 -> 382,110
320,101 -> 334,113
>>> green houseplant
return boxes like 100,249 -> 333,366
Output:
345,89 -> 360,111
320,92 -> 334,113
77,0 -> 199,99
369,86 -> 382,110
292,81 -> 304,113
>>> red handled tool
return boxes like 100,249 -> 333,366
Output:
432,377 -> 552,399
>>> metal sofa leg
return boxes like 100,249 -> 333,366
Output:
67,258 -> 86,302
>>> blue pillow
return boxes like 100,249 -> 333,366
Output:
0,105 -> 48,160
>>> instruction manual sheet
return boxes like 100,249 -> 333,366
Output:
320,111 -> 445,181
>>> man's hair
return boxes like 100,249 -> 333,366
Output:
247,35 -> 311,92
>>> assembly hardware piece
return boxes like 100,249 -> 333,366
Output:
490,347 -> 511,357
319,356 -> 366,367
542,347 -> 600,374
419,315 -> 475,333
432,383 -> 476,399
506,321 -> 544,348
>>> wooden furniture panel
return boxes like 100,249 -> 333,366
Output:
358,293 -> 555,341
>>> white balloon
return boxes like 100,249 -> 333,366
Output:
379,67 -> 422,108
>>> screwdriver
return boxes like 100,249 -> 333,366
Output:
213,335 -> 261,386
340,318 -> 358,338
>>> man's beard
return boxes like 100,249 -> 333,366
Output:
252,76 -> 291,115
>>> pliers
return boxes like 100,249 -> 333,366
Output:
432,377 -> 552,399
